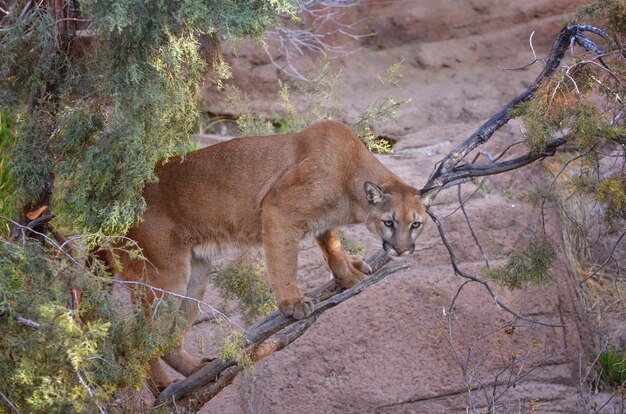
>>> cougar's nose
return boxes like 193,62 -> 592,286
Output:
394,245 -> 415,256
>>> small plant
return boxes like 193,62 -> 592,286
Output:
272,114 -> 289,133
217,324 -> 253,374
338,230 -> 364,255
211,254 -> 276,324
598,345 -> 626,387
522,188 -> 559,206
482,234 -> 556,290
595,174 -> 626,228
225,62 -> 408,154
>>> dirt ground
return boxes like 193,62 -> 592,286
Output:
174,1 -> 624,413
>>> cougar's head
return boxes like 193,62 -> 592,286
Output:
364,181 -> 428,258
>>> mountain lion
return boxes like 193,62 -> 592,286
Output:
113,120 -> 429,388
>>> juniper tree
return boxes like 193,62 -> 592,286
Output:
0,1 -> 300,412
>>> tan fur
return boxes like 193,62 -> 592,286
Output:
115,120 -> 427,388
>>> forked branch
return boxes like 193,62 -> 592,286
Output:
422,24 -> 610,198
412,24 -> 612,327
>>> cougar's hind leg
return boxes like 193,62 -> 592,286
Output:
146,359 -> 171,395
161,253 -> 212,376
130,245 -> 194,389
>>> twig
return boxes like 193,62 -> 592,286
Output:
458,185 -> 489,268
497,32 -> 546,70
579,231 -> 625,285
429,209 -> 564,327
446,280 -> 472,314
0,388 -> 20,414
15,315 -> 40,330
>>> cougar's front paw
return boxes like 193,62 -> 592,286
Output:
332,254 -> 371,289
278,296 -> 314,320
350,255 -> 373,275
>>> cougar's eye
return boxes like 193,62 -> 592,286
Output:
411,221 -> 421,228
383,219 -> 394,228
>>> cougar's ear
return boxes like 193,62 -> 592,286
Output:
418,189 -> 436,208
364,181 -> 386,205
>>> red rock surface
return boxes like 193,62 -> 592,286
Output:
179,1 -> 624,412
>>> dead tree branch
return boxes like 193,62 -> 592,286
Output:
156,256 -> 409,408
407,24 -> 614,329
422,24 -> 609,197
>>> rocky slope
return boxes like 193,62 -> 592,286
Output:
179,1 -> 623,412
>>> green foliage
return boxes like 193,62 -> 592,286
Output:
338,231 -> 364,255
212,254 -> 276,324
522,188 -> 559,206
595,174 -> 626,227
351,96 -> 402,153
598,345 -> 626,387
92,299 -> 186,390
558,169 -> 626,229
0,6 -> 57,108
576,0 -> 626,36
513,83 -> 621,156
1,0 -> 300,237
8,108 -> 55,209
1,1 -> 304,409
0,241 -> 107,413
272,114 -> 290,133
0,237 -> 188,412
509,27 -> 626,230
217,325 -> 253,374
0,112 -> 16,230
7,305 -> 110,413
225,84 -> 276,136
377,61 -> 405,88
482,235 -> 556,290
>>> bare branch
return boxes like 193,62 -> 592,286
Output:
497,31 -> 546,70
579,231 -> 625,285
457,185 -> 489,268
264,0 -> 369,81
422,25 -> 610,199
